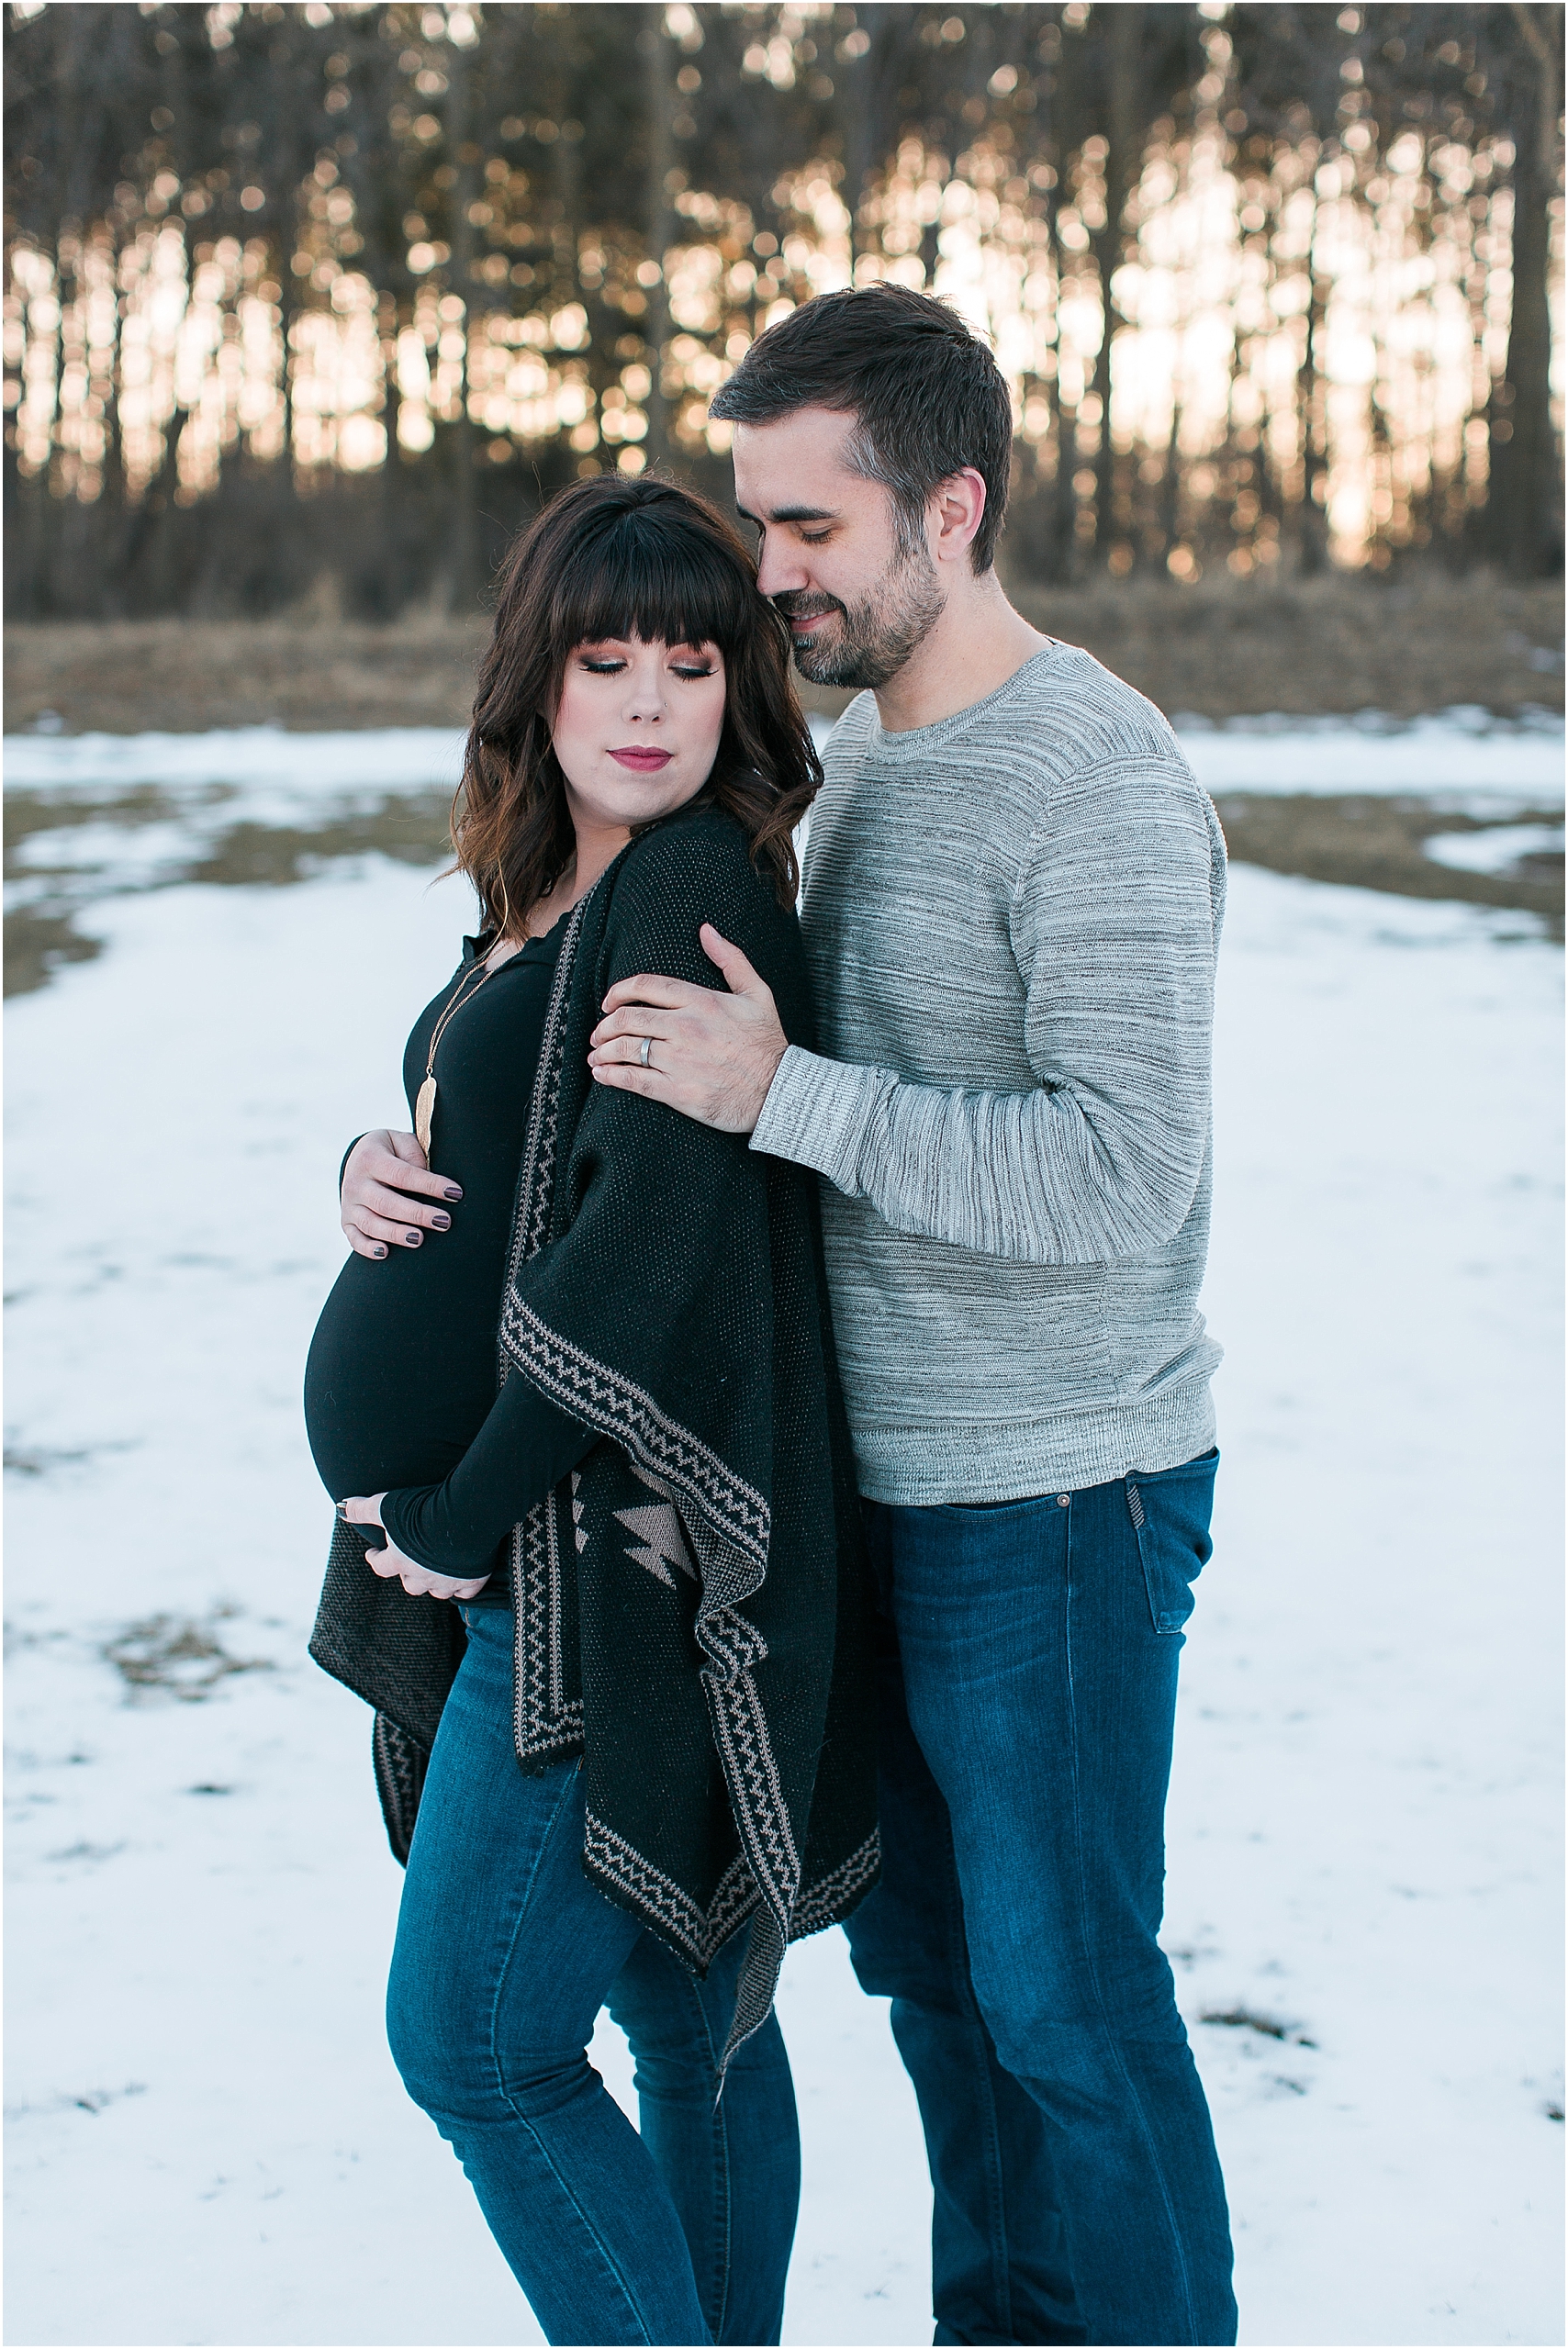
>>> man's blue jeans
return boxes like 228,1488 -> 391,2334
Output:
386,1605 -> 800,2346
846,1452 -> 1237,2347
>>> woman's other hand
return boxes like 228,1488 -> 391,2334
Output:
341,1129 -> 464,1260
341,1493 -> 492,1601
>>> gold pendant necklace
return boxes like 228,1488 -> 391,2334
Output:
413,1075 -> 439,1156
414,954 -> 497,1155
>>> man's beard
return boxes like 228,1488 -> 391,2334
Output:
777,537 -> 945,690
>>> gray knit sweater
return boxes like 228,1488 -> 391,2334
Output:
750,642 -> 1225,1505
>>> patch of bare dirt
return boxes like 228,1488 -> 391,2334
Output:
1213,794 -> 1563,936
101,1610 -> 273,1703
3,783 -> 456,996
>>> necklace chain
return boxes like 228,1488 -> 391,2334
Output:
423,956 -> 493,1081
413,942 -> 505,1154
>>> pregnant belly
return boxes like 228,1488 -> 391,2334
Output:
304,1247 -> 502,1504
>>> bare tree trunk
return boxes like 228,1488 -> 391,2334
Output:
119,403 -> 188,608
1490,4 -> 1563,575
102,263 -> 126,520
375,287 -> 407,617
1090,2 -> 1143,562
1295,195 -> 1328,576
642,6 -> 673,472
555,106 -> 584,309
1040,11 -> 1085,581
1254,191 -> 1290,558
3,429 -> 32,617
840,37 -> 879,262
87,233 -> 129,614
1047,192 -> 1079,583
445,36 -> 477,608
276,207 -> 301,506
835,8 -> 913,266
1159,390 -> 1182,566
920,197 -> 942,289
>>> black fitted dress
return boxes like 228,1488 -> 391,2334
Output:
304,924 -> 590,1600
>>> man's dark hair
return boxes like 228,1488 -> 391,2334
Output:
710,285 -> 1014,575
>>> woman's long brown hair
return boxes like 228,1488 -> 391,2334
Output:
454,475 -> 823,930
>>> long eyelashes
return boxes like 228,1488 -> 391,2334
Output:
577,659 -> 716,680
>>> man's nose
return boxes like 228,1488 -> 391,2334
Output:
754,536 -> 807,599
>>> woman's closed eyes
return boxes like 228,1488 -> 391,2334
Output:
575,645 -> 718,682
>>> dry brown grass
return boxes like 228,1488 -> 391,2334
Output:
4,571 -> 1560,735
1005,569 -> 1562,725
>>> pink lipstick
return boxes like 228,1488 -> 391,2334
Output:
610,746 -> 674,770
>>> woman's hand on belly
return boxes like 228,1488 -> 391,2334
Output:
340,1493 -> 492,1602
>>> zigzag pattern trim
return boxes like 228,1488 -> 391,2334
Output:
721,1905 -> 786,2079
500,1295 -> 771,1574
697,1605 -> 769,1680
504,892 -> 589,1292
790,1831 -> 882,1941
583,1811 -> 759,1967
709,1668 -> 801,1923
511,1501 -> 581,1761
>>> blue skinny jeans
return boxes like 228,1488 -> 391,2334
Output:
386,1604 -> 800,2346
846,1452 -> 1238,2347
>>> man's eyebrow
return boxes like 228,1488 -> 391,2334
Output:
734,501 -> 839,526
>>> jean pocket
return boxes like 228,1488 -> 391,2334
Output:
1126,1457 -> 1216,1637
941,1493 -> 1056,1516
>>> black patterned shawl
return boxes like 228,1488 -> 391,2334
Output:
310,802 -> 879,2063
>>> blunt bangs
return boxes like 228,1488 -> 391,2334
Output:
549,507 -> 756,661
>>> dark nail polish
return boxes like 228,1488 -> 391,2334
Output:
443,1186 -> 463,1201
373,1245 -> 387,1258
431,1214 -> 451,1231
406,1230 -> 421,1246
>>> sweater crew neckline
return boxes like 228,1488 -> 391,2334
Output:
859,642 -> 1062,765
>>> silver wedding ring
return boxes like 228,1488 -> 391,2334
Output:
639,1035 -> 653,1068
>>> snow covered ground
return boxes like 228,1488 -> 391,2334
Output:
5,718 -> 1562,2348
5,699 -> 1564,808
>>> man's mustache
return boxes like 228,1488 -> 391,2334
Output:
772,591 -> 845,624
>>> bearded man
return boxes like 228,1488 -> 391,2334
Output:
346,285 -> 1237,2349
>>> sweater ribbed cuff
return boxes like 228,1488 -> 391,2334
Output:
749,1045 -> 888,1195
377,1486 -> 496,1581
338,1133 -> 366,1194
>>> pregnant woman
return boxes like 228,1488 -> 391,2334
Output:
304,475 -> 877,2346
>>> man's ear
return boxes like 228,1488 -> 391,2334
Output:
931,468 -> 987,565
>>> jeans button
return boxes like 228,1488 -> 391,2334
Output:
1056,1493 -> 1070,1507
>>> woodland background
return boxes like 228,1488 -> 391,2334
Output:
3,0 -> 1563,625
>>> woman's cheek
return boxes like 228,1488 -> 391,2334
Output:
700,690 -> 727,771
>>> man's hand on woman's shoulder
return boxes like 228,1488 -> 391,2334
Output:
588,924 -> 789,1135
341,1128 -> 464,1259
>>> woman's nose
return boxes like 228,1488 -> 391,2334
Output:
622,659 -> 667,721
